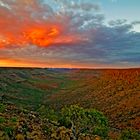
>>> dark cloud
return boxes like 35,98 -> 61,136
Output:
132,21 -> 140,25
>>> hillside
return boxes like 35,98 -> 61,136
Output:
0,68 -> 140,135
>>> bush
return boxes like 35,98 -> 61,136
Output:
93,126 -> 109,138
4,126 -> 14,137
58,116 -> 72,128
59,105 -> 109,138
119,128 -> 140,140
42,125 -> 51,135
37,105 -> 58,121
10,117 -> 17,123
0,117 -> 5,123
0,103 -> 5,113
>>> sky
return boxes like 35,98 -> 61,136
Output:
0,0 -> 140,68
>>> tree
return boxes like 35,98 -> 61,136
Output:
59,105 -> 109,139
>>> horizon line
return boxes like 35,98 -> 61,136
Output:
0,66 -> 140,70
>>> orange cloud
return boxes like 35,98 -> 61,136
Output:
24,26 -> 60,47
0,21 -> 85,48
0,0 -> 89,48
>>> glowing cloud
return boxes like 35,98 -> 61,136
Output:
0,0 -> 93,48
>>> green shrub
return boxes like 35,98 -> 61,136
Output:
58,116 -> 72,128
92,126 -> 109,138
37,105 -> 58,121
10,117 -> 17,123
119,128 -> 140,140
42,125 -> 51,134
0,103 -> 5,113
4,126 -> 14,137
0,117 -> 6,123
59,105 -> 109,138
